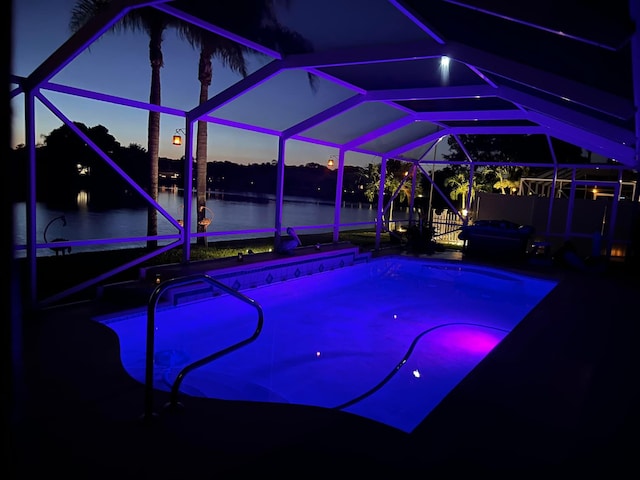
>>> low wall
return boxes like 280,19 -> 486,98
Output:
142,244 -> 368,305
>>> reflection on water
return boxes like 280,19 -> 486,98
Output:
13,189 -> 387,257
77,190 -> 89,208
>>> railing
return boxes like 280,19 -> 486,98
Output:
142,274 -> 264,422
387,209 -> 465,247
431,209 -> 465,245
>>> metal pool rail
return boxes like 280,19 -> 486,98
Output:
143,274 -> 264,422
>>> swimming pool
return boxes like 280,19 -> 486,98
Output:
98,256 -> 557,433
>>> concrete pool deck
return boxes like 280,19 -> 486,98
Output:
10,248 -> 640,476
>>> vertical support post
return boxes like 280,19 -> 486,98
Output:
545,135 -> 559,243
25,89 -> 37,307
631,0 -> 640,191
274,137 -> 286,246
465,163 -> 474,226
629,0 -> 640,263
408,163 -> 417,226
332,151 -> 345,243
181,122 -> 194,263
564,168 -> 577,242
375,157 -> 388,250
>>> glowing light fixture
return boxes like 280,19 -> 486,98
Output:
172,128 -> 186,146
439,56 -> 450,84
198,205 -> 214,228
327,155 -> 337,167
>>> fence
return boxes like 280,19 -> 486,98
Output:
387,209 -> 465,247
431,209 -> 465,246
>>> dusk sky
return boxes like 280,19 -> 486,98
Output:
11,0 -> 432,167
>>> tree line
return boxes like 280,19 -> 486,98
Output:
11,122 -> 596,217
9,122 -> 424,209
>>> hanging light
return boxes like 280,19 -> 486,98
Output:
172,128 -> 186,146
327,155 -> 337,167
198,205 -> 214,228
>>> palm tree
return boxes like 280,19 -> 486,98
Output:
387,161 -> 423,205
176,1 -> 315,246
70,0 -> 176,250
444,167 -> 492,210
485,165 -> 527,194
361,160 -> 422,222
361,163 -> 386,204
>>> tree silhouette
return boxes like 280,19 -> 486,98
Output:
176,1 -> 315,245
70,0 -> 177,249
442,167 -> 492,210
361,160 -> 423,220
39,123 -> 153,207
441,134 -> 586,205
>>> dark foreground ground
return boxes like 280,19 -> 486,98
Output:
8,248 -> 640,477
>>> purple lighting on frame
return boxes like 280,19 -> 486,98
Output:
442,0 -> 622,51
388,0 -> 446,44
154,2 -> 284,59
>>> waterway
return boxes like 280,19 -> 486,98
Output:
13,189 -> 393,257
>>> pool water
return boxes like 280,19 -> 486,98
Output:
99,257 -> 557,433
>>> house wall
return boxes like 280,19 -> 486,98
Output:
475,192 -> 636,258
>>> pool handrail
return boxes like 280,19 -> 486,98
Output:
143,273 -> 264,423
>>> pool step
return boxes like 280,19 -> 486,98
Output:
165,282 -> 219,306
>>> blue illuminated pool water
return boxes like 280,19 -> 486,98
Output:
99,257 -> 557,433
